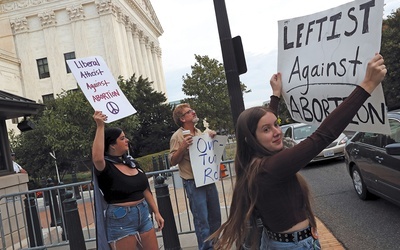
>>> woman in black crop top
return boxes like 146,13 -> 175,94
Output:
92,112 -> 164,250
210,54 -> 387,249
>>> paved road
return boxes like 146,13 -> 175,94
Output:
300,158 -> 400,250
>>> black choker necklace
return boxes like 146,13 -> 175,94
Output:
105,154 -> 136,168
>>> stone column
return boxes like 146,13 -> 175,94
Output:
125,21 -> 139,75
67,4 -> 88,57
97,0 -> 121,77
10,17 -> 33,98
155,46 -> 167,94
146,39 -> 157,84
116,11 -> 130,78
132,25 -> 145,77
39,10 -> 63,93
150,42 -> 162,91
139,32 -> 151,79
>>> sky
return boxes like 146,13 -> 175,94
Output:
151,0 -> 400,108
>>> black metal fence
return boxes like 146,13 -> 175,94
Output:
0,160 -> 235,250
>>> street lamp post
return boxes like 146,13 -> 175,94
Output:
49,151 -> 61,183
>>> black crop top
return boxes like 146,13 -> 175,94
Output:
95,160 -> 150,204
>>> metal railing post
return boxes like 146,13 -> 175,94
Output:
63,191 -> 86,250
24,196 -> 44,247
158,155 -> 164,170
72,170 -> 82,199
155,175 -> 181,250
164,153 -> 170,169
47,178 -> 61,227
41,177 -> 50,206
152,156 -> 159,172
58,182 -> 67,241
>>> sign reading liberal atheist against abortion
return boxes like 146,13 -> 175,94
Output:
189,134 -> 227,188
67,56 -> 136,123
278,0 -> 390,134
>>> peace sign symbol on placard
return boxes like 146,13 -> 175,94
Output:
106,101 -> 120,114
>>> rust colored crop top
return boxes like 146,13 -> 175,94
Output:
95,160 -> 150,204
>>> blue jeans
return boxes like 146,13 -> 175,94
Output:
260,228 -> 321,250
183,179 -> 221,250
105,200 -> 153,242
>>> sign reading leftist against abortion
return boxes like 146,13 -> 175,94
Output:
278,0 -> 390,134
189,135 -> 227,188
67,56 -> 136,123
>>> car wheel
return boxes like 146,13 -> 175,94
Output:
351,166 -> 371,200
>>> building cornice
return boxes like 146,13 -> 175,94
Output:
123,0 -> 163,36
0,0 -> 57,13
0,51 -> 21,65
3,0 -> 163,40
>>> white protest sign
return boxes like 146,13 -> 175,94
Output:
67,56 -> 136,123
278,0 -> 390,134
189,135 -> 228,188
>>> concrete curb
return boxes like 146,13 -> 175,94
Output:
316,217 -> 345,250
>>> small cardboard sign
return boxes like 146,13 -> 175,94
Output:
189,135 -> 228,187
67,56 -> 136,123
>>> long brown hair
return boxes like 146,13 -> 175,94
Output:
210,106 -> 316,249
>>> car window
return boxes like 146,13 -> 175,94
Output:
359,132 -> 381,147
281,126 -> 289,135
284,127 -> 292,138
293,125 -> 314,140
385,119 -> 400,145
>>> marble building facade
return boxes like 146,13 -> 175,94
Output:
0,1 -> 166,246
0,0 -> 166,129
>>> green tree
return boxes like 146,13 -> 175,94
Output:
9,114 -> 53,183
182,55 -> 249,134
13,76 -> 175,178
41,90 -> 94,162
265,98 -> 293,125
381,8 -> 400,110
117,75 -> 176,157
12,90 -> 95,182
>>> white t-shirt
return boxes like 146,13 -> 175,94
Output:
13,161 -> 22,173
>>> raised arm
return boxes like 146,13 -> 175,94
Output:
270,72 -> 282,97
268,72 -> 282,114
263,54 -> 387,179
359,53 -> 387,94
92,111 -> 107,172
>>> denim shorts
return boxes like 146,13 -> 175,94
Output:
106,200 -> 153,242
260,228 -> 321,250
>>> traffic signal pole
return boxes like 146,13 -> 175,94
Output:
213,0 -> 245,127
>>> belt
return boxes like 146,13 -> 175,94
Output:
265,226 -> 312,242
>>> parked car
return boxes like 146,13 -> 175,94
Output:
280,124 -> 292,135
344,109 -> 400,206
282,123 -> 348,162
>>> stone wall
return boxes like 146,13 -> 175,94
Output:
0,173 -> 29,249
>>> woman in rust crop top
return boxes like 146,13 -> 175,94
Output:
92,111 -> 164,250
210,54 -> 387,249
